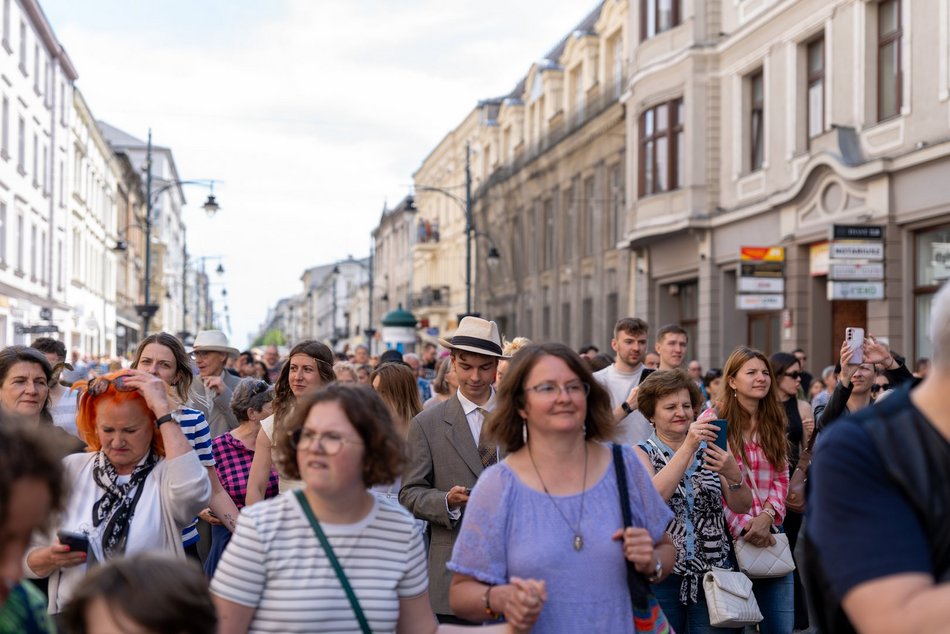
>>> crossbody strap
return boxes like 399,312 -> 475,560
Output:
294,490 -> 372,634
612,443 -> 653,610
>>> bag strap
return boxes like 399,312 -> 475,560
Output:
294,490 -> 372,634
612,443 -> 653,610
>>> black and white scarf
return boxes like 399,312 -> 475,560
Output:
91,450 -> 157,558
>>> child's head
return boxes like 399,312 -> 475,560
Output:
61,554 -> 216,634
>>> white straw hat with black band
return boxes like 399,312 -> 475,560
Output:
190,329 -> 240,359
437,316 -> 508,359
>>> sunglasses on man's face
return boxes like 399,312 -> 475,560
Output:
871,383 -> 891,393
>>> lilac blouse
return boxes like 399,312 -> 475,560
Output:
448,444 -> 674,634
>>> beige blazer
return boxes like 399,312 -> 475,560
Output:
399,394 -> 500,616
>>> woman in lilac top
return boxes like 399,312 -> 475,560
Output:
448,343 -> 675,633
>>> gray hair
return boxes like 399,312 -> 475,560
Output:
930,281 -> 950,369
229,377 -> 273,422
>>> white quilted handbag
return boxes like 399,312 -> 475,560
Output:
703,568 -> 764,627
734,531 -> 796,578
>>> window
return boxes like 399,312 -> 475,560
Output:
639,98 -> 684,196
543,197 -> 555,270
807,38 -> 825,138
606,291 -> 619,326
914,225 -> 950,360
0,202 -> 5,265
58,159 -> 64,207
40,229 -> 45,284
57,238 -> 62,289
749,70 -> 765,171
581,297 -> 593,347
16,116 -> 23,173
31,133 -> 37,187
583,176 -> 596,257
609,32 -> 623,97
15,212 -> 22,272
17,20 -> 24,74
32,44 -> 38,93
878,0 -> 902,121
571,65 -> 584,124
561,302 -> 571,344
0,96 -> 7,159
642,0 -> 683,40
29,223 -> 35,279
542,304 -> 551,339
41,144 -> 47,194
608,163 -> 623,247
2,0 -> 9,50
562,185 -> 575,262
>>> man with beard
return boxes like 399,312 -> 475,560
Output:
593,317 -> 655,444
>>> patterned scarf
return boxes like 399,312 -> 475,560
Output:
91,450 -> 157,558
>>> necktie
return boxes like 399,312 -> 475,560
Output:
476,407 -> 497,468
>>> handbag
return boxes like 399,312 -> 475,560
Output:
295,490 -> 372,634
703,567 -> 764,627
612,444 -> 674,634
733,475 -> 795,579
786,429 -> 817,513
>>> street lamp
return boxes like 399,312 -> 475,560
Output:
139,129 -> 222,337
415,143 -> 500,318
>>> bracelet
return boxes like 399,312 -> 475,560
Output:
483,585 -> 498,619
762,508 -> 776,523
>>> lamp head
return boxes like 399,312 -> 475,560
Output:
202,194 -> 220,217
487,246 -> 501,269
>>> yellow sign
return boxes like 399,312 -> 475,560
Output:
740,246 -> 785,262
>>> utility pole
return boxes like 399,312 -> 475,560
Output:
464,142 -> 473,316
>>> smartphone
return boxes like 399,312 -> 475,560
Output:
845,327 -> 865,364
711,419 -> 729,452
464,488 -> 472,495
57,530 -> 89,553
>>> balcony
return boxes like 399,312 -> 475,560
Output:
411,285 -> 451,308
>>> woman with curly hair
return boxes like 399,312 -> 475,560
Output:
721,346 -> 793,633
245,340 -> 335,505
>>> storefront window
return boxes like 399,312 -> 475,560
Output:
915,225 -> 950,360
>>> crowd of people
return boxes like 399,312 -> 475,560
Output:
1,282 -> 949,633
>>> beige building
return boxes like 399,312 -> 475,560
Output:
471,0 -> 629,347
372,195 -> 415,340
625,0 -> 950,370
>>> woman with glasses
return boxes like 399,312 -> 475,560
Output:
245,340 -> 336,505
203,378 -> 280,576
634,370 -> 751,633
448,343 -> 675,633
131,333 -> 241,559
769,352 -> 815,631
24,370 -> 210,614
211,383 -> 442,633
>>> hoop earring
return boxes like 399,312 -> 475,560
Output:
522,419 -> 529,445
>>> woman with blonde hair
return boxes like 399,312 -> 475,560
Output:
423,357 -> 458,409
372,362 -> 422,437
720,346 -> 793,633
245,341 -> 335,505
496,337 -> 531,388
333,362 -> 359,384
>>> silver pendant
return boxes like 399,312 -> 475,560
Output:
573,534 -> 583,551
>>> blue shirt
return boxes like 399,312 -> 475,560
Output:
179,407 -> 215,547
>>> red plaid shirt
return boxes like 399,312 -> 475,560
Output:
723,437 -> 789,538
212,432 -> 279,509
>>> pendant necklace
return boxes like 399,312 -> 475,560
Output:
528,440 -> 588,551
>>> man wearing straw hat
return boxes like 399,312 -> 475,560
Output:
187,329 -> 241,439
400,316 -> 507,623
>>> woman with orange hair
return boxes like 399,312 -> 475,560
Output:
24,369 -> 211,615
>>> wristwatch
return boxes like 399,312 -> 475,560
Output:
621,401 -> 634,415
155,412 -> 175,427
647,557 -> 663,583
762,508 -> 777,523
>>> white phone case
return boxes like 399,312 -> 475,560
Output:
846,327 -> 864,364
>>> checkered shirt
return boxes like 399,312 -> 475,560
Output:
723,437 -> 789,538
212,432 -> 279,509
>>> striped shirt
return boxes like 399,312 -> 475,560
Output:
179,407 -> 215,547
211,492 -> 428,633
723,436 -> 789,538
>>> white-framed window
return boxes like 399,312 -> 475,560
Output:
806,37 -> 825,139
29,222 -> 35,279
1,95 -> 8,159
17,19 -> 25,74
16,116 -> 24,173
15,211 -> 22,272
878,0 -> 902,121
748,69 -> 765,171
0,202 -> 6,265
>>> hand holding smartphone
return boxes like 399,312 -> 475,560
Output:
56,530 -> 89,553
845,327 -> 865,364
711,419 -> 729,452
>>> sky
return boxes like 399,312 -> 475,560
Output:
40,0 -> 599,347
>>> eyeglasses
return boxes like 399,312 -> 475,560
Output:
525,381 -> 590,399
190,351 -> 222,361
782,371 -> 802,380
290,429 -> 363,455
86,375 -> 136,396
871,383 -> 891,393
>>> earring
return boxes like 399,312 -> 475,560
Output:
522,419 -> 529,445
733,389 -> 737,399
582,423 -> 587,436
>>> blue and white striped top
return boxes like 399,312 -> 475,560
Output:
179,407 -> 215,547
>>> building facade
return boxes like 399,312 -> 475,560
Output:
625,0 -> 950,371
0,0 -> 77,347
372,196 -> 415,340
475,0 -> 629,348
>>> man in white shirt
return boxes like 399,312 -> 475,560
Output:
593,317 -> 654,444
400,316 -> 505,624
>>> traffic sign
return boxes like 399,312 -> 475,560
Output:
829,242 -> 884,260
827,281 -> 885,300
831,224 -> 884,241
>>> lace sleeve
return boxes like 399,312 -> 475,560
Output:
446,465 -> 513,586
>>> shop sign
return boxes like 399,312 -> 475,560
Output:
828,262 -> 885,281
738,277 -> 785,293
827,281 -> 885,300
740,262 -> 785,278
829,242 -> 884,260
810,242 -> 829,276
933,242 -> 950,280
737,294 -> 785,310
740,246 -> 785,262
830,224 -> 884,241
14,324 -> 60,334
